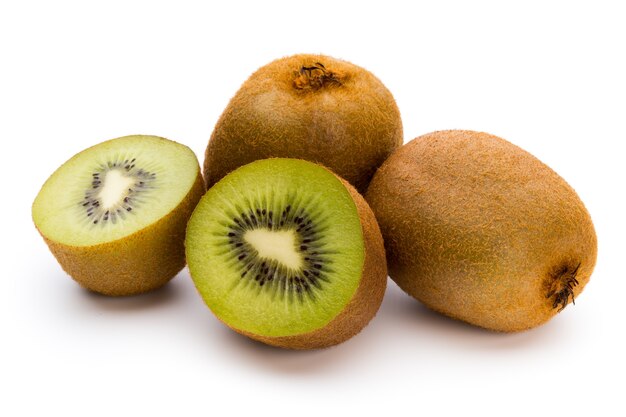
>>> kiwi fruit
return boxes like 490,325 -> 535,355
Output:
32,135 -> 205,296
204,54 -> 403,194
365,130 -> 597,332
185,158 -> 387,349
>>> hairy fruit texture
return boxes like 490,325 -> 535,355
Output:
365,130 -> 597,332
204,54 -> 403,194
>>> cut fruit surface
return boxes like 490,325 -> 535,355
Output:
33,135 -> 199,247
32,135 -> 205,296
186,158 -> 387,348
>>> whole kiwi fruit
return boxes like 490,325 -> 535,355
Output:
204,54 -> 403,193
365,130 -> 597,332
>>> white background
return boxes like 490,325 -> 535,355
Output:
1,1 -> 624,416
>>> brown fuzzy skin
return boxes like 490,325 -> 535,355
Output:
365,130 -> 597,332
235,176 -> 387,349
204,54 -> 403,194
38,173 -> 205,296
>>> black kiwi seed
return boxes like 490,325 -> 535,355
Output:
226,203 -> 328,303
80,160 -> 155,226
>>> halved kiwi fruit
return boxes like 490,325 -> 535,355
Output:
365,130 -> 597,332
185,158 -> 387,349
204,54 -> 403,194
32,135 -> 205,296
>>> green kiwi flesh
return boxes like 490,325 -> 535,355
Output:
204,54 -> 403,194
186,158 -> 387,349
32,135 -> 205,296
365,130 -> 597,332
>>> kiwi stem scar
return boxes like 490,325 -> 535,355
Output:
546,262 -> 581,312
293,62 -> 342,90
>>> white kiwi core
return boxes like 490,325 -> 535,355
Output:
244,228 -> 303,270
98,169 -> 137,209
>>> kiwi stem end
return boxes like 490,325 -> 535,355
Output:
293,62 -> 343,90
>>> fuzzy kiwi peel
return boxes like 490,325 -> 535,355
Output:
186,158 -> 387,349
365,130 -> 597,332
32,135 -> 205,296
204,54 -> 403,194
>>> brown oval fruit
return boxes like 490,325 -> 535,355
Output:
365,130 -> 597,332
204,54 -> 403,194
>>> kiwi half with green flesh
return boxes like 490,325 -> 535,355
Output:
32,135 -> 205,296
365,130 -> 597,332
204,54 -> 403,194
186,158 -> 387,349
